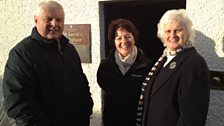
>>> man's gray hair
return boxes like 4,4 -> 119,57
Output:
35,1 -> 64,16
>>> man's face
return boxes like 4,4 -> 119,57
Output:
34,6 -> 64,40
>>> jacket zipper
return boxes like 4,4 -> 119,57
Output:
57,40 -> 63,55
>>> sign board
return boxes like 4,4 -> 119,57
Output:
63,24 -> 91,63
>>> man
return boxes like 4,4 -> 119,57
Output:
3,1 -> 93,126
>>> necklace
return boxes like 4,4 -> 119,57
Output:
163,48 -> 183,56
163,41 -> 193,56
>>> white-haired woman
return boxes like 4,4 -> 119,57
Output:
136,9 -> 210,126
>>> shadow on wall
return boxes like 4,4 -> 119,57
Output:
194,30 -> 224,70
194,30 -> 224,126
195,30 -> 224,89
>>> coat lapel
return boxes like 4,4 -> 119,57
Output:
150,48 -> 196,97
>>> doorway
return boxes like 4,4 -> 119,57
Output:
99,0 -> 186,62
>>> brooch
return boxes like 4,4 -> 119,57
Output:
169,62 -> 176,69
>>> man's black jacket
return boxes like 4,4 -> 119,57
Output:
3,27 -> 93,126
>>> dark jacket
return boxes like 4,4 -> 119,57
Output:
142,47 -> 210,126
97,49 -> 153,126
3,27 -> 93,126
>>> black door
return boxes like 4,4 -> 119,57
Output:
101,0 -> 186,62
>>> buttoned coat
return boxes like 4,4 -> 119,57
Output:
142,48 -> 210,126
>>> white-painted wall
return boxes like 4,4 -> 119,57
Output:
0,0 -> 223,125
187,0 -> 224,71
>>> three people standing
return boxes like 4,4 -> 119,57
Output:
3,1 -> 210,126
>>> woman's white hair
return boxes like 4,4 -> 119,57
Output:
157,9 -> 195,44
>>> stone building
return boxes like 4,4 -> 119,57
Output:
0,0 -> 223,125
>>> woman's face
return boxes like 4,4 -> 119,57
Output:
163,21 -> 188,51
114,28 -> 135,57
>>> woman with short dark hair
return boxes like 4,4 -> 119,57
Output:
97,18 -> 153,126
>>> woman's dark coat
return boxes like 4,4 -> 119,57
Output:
97,49 -> 153,126
142,48 -> 210,126
3,27 -> 93,126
